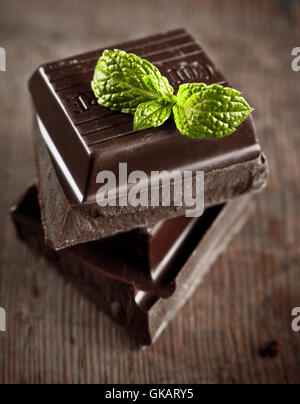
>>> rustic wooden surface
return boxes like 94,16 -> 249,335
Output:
0,0 -> 300,384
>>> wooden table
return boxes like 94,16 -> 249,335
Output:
0,0 -> 299,384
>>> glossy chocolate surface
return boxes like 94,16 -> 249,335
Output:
29,28 -> 262,203
11,186 -> 253,345
100,215 -> 197,275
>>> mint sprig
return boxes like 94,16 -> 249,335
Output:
92,49 -> 254,139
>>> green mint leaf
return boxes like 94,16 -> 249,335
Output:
173,83 -> 254,139
92,49 -> 174,114
142,75 -> 164,96
133,98 -> 173,131
142,76 -> 177,103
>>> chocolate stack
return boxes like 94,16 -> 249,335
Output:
11,29 -> 268,345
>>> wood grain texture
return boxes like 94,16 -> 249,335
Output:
0,0 -> 299,384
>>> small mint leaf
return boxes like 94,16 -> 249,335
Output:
173,83 -> 254,139
142,75 -> 175,99
133,98 -> 173,131
92,49 -> 174,114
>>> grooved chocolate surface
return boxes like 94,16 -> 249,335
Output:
29,29 -> 263,203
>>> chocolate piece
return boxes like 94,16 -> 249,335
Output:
29,29 -> 228,203
34,115 -> 267,250
30,29 -> 268,249
11,185 -> 253,345
35,121 -> 200,267
100,216 -> 198,277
